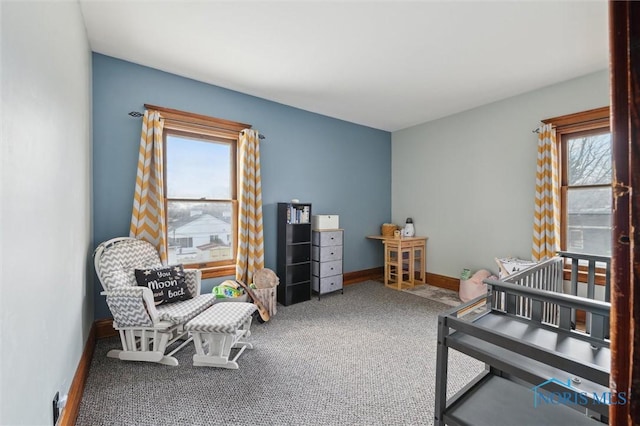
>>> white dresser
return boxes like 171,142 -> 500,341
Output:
311,229 -> 344,299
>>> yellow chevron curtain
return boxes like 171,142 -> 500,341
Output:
532,123 -> 560,261
236,129 -> 264,284
129,110 -> 168,263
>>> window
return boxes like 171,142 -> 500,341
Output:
563,129 -> 612,257
148,104 -> 251,278
545,107 -> 611,257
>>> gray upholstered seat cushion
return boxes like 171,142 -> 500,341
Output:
185,302 -> 257,333
155,294 -> 216,325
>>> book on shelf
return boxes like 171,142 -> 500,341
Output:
287,204 -> 310,224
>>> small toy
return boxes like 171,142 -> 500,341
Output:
212,280 -> 245,298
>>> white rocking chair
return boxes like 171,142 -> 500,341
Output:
94,237 -> 216,366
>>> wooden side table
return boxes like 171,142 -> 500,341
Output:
367,236 -> 427,290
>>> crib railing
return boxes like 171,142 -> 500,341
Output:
497,256 -> 564,324
558,251 -> 611,335
490,252 -> 611,335
485,279 -> 611,341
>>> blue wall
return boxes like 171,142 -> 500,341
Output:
92,53 -> 391,319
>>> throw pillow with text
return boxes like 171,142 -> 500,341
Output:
135,264 -> 192,306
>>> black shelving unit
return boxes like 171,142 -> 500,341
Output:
277,203 -> 312,306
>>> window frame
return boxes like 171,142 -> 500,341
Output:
146,104 -> 251,279
542,106 -> 611,285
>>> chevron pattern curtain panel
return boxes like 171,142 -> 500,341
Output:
129,110 -> 168,263
532,123 -> 560,261
236,129 -> 264,284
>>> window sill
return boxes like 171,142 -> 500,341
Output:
562,267 -> 607,286
184,264 -> 236,280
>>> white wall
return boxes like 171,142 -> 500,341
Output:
392,70 -> 609,279
1,2 -> 92,425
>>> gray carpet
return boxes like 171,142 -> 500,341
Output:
76,280 -> 483,425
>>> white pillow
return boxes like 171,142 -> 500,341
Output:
495,257 -> 537,279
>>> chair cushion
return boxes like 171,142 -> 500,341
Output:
106,287 -> 153,328
99,239 -> 163,291
156,294 -> 216,325
135,264 -> 191,306
185,302 -> 257,334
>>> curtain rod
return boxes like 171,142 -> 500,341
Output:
532,123 -> 548,133
128,111 -> 266,140
532,124 -> 554,133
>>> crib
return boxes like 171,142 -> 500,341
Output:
497,251 -> 611,334
434,252 -> 612,425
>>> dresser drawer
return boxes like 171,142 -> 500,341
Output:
312,230 -> 343,247
312,275 -> 343,294
312,260 -> 343,278
312,245 -> 342,262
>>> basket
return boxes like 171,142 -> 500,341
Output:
381,223 -> 398,237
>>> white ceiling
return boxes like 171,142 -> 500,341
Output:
79,0 -> 609,132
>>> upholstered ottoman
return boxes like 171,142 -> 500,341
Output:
185,302 -> 257,369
